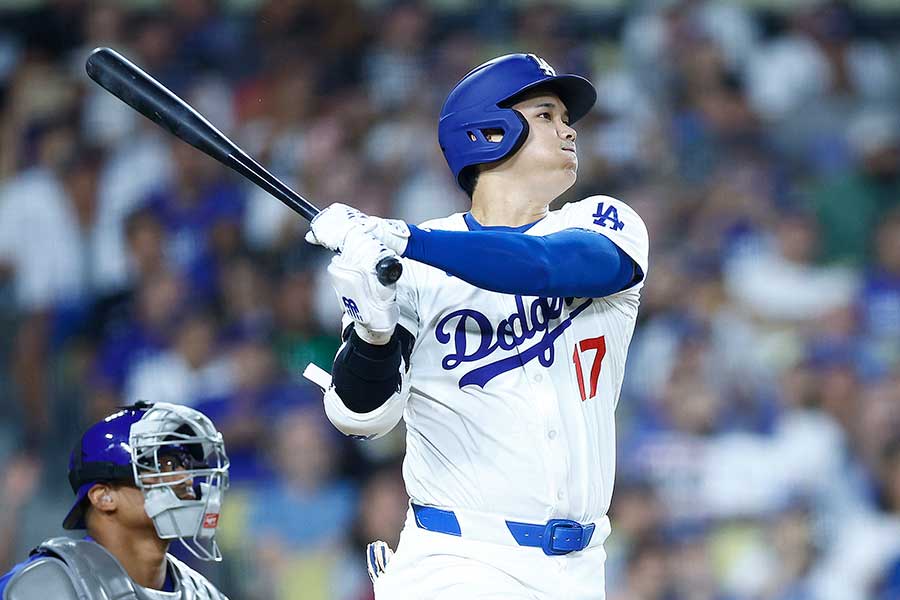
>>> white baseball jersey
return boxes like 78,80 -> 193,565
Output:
390,195 -> 648,529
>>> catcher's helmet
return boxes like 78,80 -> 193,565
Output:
438,53 -> 597,190
63,402 -> 230,561
64,403 -> 148,530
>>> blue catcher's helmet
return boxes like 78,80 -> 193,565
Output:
64,402 -> 229,561
63,403 -> 150,530
438,53 -> 597,191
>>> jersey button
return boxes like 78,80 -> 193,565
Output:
534,374 -> 543,383
557,490 -> 565,500
547,430 -> 557,440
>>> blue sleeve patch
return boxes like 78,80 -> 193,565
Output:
592,202 -> 625,231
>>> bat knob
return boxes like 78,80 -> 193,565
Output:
376,256 -> 403,285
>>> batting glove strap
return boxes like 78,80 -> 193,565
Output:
354,324 -> 394,345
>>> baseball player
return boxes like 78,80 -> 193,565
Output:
306,53 -> 649,599
0,402 -> 230,599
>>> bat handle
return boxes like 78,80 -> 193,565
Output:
376,256 -> 403,285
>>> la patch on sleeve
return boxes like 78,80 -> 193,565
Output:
592,201 -> 625,231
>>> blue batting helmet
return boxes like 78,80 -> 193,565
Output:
438,53 -> 597,190
63,403 -> 151,529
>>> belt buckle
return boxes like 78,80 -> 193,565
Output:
541,519 -> 583,556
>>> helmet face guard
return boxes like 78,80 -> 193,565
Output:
129,403 -> 230,561
438,53 -> 597,190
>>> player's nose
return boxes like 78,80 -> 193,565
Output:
560,122 -> 576,142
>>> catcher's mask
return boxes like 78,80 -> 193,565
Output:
65,402 -> 230,561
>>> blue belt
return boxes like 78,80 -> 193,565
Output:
411,503 -> 596,556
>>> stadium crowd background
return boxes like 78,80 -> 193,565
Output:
0,0 -> 899,598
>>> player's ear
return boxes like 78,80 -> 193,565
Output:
87,483 -> 117,515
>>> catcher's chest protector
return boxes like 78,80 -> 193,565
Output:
36,538 -> 227,600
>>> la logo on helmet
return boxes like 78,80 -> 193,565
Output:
528,54 -> 556,77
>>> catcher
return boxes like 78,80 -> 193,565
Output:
0,402 -> 230,599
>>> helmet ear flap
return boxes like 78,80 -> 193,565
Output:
443,106 -> 531,189
506,109 -> 530,159
456,110 -> 530,194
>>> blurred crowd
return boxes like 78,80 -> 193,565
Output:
0,0 -> 898,598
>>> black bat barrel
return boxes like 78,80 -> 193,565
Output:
85,47 -> 402,285
86,47 -> 237,167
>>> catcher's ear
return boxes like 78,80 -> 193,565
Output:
87,483 -> 117,514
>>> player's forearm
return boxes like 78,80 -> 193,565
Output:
403,226 -> 638,297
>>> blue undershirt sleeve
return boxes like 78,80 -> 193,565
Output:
402,225 -> 641,298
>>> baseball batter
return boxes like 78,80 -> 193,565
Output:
306,53 -> 648,599
0,402 -> 230,599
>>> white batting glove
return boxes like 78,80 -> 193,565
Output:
366,540 -> 394,583
328,228 -> 399,344
305,203 -> 369,252
305,203 -> 411,255
364,217 -> 410,256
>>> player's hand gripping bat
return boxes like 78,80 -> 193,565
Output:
85,47 -> 402,286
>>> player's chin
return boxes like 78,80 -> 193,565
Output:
560,154 -> 578,175
551,169 -> 577,197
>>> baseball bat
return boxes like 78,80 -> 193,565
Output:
84,47 -> 402,285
